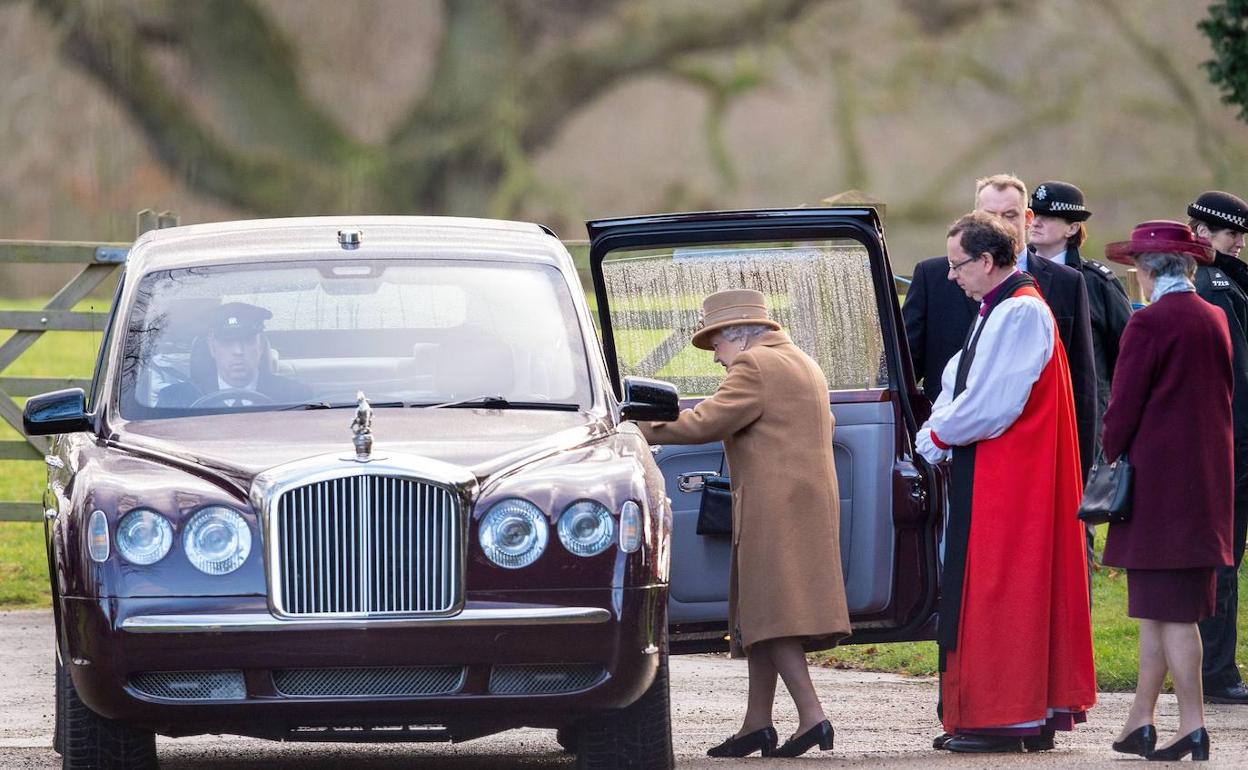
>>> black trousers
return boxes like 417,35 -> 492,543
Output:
1199,453 -> 1248,690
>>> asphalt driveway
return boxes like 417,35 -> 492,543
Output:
1,609 -> 1245,767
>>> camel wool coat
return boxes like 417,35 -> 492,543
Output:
641,330 -> 851,657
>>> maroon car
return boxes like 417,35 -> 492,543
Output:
26,210 -> 943,769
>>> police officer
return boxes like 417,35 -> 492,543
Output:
1189,191 -> 1248,705
1029,181 -> 1132,443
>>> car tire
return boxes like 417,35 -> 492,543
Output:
60,659 -> 158,770
575,653 -> 673,770
53,653 -> 66,755
556,725 -> 580,754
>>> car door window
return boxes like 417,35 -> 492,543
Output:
596,240 -> 889,396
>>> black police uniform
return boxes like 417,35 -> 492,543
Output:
1189,190 -> 1248,702
1062,244 -> 1132,444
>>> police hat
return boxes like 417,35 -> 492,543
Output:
210,302 -> 272,339
1187,190 -> 1248,234
1030,181 -> 1091,222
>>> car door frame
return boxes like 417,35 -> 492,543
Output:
587,207 -> 945,646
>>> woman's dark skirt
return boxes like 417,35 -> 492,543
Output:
1126,567 -> 1217,622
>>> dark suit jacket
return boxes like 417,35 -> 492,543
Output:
902,253 -> 1097,477
156,369 -> 312,408
1101,292 -> 1233,570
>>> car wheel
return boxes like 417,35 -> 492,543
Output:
555,725 -> 580,754
575,653 -> 673,770
59,659 -> 158,770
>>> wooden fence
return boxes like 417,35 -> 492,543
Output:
0,210 -> 177,521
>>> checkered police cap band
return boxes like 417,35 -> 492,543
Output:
1190,202 -> 1247,230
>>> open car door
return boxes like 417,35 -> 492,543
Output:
587,208 -> 945,651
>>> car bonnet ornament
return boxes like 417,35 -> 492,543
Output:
350,391 -> 373,462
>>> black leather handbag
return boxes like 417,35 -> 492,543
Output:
1077,453 -> 1133,525
696,476 -> 733,536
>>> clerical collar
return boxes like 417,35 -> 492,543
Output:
978,269 -> 1022,315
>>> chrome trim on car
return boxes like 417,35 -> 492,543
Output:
251,452 -> 478,621
120,606 -> 613,633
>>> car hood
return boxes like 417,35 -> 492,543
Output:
112,408 -> 613,491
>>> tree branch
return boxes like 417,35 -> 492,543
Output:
32,0 -> 355,214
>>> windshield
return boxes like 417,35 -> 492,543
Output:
117,259 -> 593,418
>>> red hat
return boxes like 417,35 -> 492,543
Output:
1105,220 -> 1214,266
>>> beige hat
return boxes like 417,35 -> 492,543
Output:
690,289 -> 781,350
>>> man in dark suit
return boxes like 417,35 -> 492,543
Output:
903,174 -> 1097,480
157,302 -> 312,408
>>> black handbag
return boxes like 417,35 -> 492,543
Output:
696,476 -> 733,536
1077,453 -> 1133,525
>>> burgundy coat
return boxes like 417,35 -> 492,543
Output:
1101,291 -> 1234,570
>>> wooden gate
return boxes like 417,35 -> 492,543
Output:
0,210 -> 176,521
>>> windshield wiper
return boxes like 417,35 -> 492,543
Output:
279,400 -> 409,411
421,395 -> 580,411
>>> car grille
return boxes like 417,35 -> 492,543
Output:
274,475 -> 463,616
488,664 -> 606,695
274,666 -> 466,697
130,671 -> 246,700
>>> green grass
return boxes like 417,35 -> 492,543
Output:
0,522 -> 49,608
814,529 -> 1248,692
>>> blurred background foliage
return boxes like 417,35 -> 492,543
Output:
0,0 -> 1245,295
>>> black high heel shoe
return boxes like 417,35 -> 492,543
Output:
1113,724 -> 1157,757
706,725 -> 778,758
1147,728 -> 1210,762
773,720 -> 834,757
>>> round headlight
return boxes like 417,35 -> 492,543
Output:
479,499 -> 548,568
557,500 -> 616,557
183,506 -> 252,575
115,509 -> 173,565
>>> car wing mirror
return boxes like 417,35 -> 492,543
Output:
620,376 -> 679,422
24,388 -> 93,435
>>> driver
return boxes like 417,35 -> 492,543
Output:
157,302 -> 311,408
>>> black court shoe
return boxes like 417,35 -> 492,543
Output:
943,733 -> 1024,753
1113,724 -> 1157,757
706,725 -> 778,758
932,732 -> 953,750
773,720 -> 834,757
1147,728 -> 1210,762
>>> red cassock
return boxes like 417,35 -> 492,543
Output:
938,283 -> 1097,733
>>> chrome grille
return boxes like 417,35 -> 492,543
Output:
130,671 -> 246,700
274,666 -> 465,697
275,476 -> 462,616
488,664 -> 606,695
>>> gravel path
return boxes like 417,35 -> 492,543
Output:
3,609 -> 1245,767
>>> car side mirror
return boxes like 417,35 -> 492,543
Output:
620,376 -> 679,422
24,388 -> 93,435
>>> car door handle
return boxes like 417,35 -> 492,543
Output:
677,471 -> 719,493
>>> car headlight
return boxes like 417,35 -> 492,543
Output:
183,506 -> 252,575
619,500 -> 642,553
479,499 -> 548,568
87,510 -> 110,563
115,509 -> 173,565
557,500 -> 616,557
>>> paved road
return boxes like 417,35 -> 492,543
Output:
3,609 -> 1246,768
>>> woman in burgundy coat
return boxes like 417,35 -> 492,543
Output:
1101,221 -> 1234,761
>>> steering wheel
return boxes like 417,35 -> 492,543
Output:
189,388 -> 275,408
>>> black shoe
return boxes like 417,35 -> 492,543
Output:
943,733 -> 1024,754
773,720 -> 834,757
1147,727 -> 1210,762
932,732 -> 953,750
1204,682 -> 1248,704
1113,724 -> 1157,757
706,725 -> 778,758
1023,727 -> 1055,752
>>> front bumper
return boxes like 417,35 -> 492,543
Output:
61,586 -> 666,739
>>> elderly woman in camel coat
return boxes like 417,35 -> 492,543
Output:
640,289 -> 850,759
